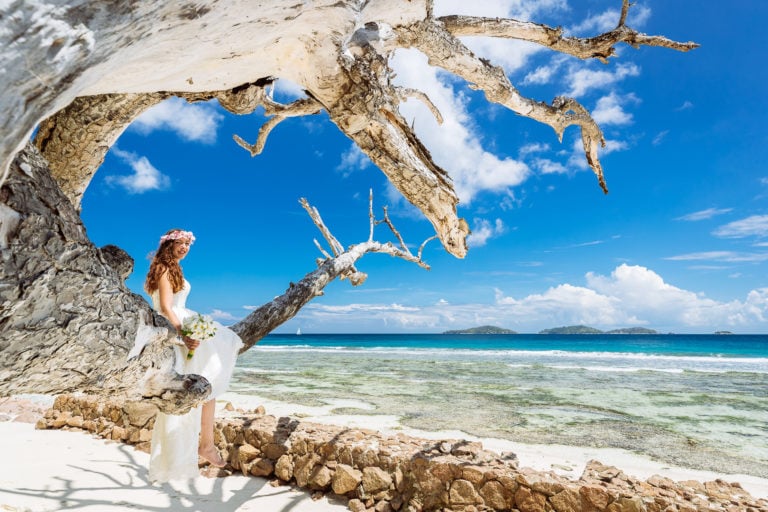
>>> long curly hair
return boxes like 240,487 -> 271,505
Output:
144,229 -> 187,294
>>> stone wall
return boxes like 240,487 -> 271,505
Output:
38,395 -> 767,512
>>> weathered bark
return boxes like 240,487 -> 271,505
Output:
0,0 -> 696,407
34,93 -> 170,209
0,143 -> 210,413
32,83 -> 271,209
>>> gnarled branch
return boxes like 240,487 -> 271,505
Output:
437,0 -> 699,63
233,95 -> 324,157
398,19 -> 609,193
233,191 -> 432,350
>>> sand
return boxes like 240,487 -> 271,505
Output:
1,393 -> 766,512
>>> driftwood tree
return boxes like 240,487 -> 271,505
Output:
0,0 -> 696,413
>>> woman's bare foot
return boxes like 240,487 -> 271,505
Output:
199,445 -> 226,468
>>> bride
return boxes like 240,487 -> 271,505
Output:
143,228 -> 243,482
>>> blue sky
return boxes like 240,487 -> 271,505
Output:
81,0 -> 768,334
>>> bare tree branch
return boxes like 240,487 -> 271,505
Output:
233,193 -> 431,350
233,96 -> 323,156
398,20 -> 609,193
437,1 -> 698,64
396,87 -> 444,124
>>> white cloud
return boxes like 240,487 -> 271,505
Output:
567,5 -> 650,35
591,93 -> 635,126
652,130 -> 669,146
467,218 -> 505,248
665,251 -> 768,263
676,100 -> 694,111
522,64 -> 557,86
273,78 -> 307,101
391,49 -> 530,203
291,265 -> 768,333
209,309 -> 237,321
531,158 -> 567,175
518,142 -> 550,157
131,97 -> 223,143
106,148 -> 170,194
565,62 -> 640,97
675,208 -> 733,222
337,144 -> 373,175
713,215 -> 768,238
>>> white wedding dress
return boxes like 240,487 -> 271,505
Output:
147,279 -> 243,483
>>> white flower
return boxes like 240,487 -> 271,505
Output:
182,314 -> 216,340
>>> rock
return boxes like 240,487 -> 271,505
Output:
236,443 -> 260,472
98,244 -> 133,281
275,454 -> 294,481
308,464 -> 333,490
579,485 -> 612,511
479,480 -> 511,510
606,496 -> 648,512
515,485 -> 548,512
333,464 -> 363,495
294,453 -> 322,487
374,501 -> 394,512
449,479 -> 481,506
362,467 -> 393,494
249,458 -> 275,478
349,499 -> 367,512
549,488 -> 581,512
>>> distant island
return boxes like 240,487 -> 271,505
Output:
442,325 -> 517,334
442,324 -> 659,335
714,330 -> 733,335
538,325 -> 658,335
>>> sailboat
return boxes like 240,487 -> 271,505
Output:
296,327 -> 302,336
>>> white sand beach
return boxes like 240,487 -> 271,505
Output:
1,394 -> 766,512
0,421 -> 348,512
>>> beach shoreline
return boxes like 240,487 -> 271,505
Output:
2,393 -> 767,512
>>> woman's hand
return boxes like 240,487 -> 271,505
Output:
180,334 -> 200,351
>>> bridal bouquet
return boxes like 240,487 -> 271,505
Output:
181,314 -> 216,359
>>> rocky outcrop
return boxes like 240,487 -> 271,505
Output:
40,395 -> 768,512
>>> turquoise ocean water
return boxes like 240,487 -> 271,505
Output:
231,334 -> 768,477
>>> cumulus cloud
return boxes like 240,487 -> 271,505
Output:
106,148 -> 170,194
713,215 -> 768,238
565,62 -> 640,97
467,218 -> 505,248
131,97 -> 224,143
675,208 -> 733,222
531,158 -> 568,175
591,93 -> 636,126
290,264 -> 768,333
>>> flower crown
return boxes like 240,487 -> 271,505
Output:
160,230 -> 195,244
